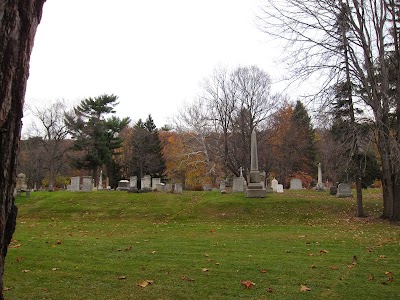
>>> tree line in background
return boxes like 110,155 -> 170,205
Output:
18,66 -> 381,196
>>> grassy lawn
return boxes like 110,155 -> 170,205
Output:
3,189 -> 400,299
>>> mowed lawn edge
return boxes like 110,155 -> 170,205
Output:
4,189 -> 400,300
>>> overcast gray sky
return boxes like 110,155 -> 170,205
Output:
24,0 -> 286,130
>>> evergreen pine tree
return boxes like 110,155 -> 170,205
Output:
131,115 -> 166,179
290,100 -> 316,175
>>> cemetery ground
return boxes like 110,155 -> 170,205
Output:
4,189 -> 400,300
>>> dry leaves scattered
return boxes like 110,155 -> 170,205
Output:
300,284 -> 311,292
138,280 -> 154,288
241,280 -> 256,289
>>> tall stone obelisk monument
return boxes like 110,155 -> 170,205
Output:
246,129 -> 266,198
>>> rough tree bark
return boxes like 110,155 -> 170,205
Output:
0,1 -> 45,298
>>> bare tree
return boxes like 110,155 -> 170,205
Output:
0,1 -> 46,297
199,65 -> 278,178
259,0 -> 400,220
29,100 -> 70,191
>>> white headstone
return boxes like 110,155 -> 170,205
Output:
219,181 -> 226,191
271,178 -> 278,192
277,184 -> 284,193
317,163 -> 323,190
130,176 -> 137,189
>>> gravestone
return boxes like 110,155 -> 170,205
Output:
66,185 -> 72,191
165,183 -> 173,193
290,178 -> 302,190
15,173 -> 28,191
174,183 -> 183,194
336,183 -> 352,198
271,178 -> 278,192
277,184 -> 284,193
141,175 -> 152,190
316,163 -> 323,191
152,178 -> 161,191
98,170 -> 103,190
330,186 -> 337,195
155,183 -> 165,192
203,184 -> 212,191
71,176 -> 80,192
246,129 -> 266,198
128,176 -> 138,192
232,177 -> 245,192
219,181 -> 226,192
116,180 -> 130,191
260,171 -> 266,188
82,176 -> 92,192
106,177 -> 111,190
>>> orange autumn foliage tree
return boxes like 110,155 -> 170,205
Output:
160,131 -> 217,189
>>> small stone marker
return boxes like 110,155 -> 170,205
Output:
290,178 -> 302,190
98,171 -> 103,190
277,184 -> 284,193
71,176 -> 80,192
330,186 -> 337,195
336,183 -> 352,198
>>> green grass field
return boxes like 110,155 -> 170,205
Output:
3,189 -> 400,299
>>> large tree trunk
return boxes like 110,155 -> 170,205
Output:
0,1 -> 45,298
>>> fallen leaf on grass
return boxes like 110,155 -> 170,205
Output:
150,251 -> 156,254
118,276 -> 127,280
379,255 -> 386,259
202,268 -> 209,272
138,280 -> 154,288
57,240 -> 63,245
385,271 -> 393,276
51,268 -> 59,271
260,269 -> 268,273
319,250 -> 329,254
330,266 -> 338,270
3,287 -> 12,292
300,284 -> 311,292
210,229 -> 215,233
241,280 -> 256,289
22,270 -> 30,273
368,274 -> 374,281
9,244 -> 22,249
124,246 -> 132,251
267,287 -> 273,293
181,275 -> 195,282
308,253 -> 315,257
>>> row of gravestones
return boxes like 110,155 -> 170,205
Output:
116,176 -> 183,194
68,176 -> 93,192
